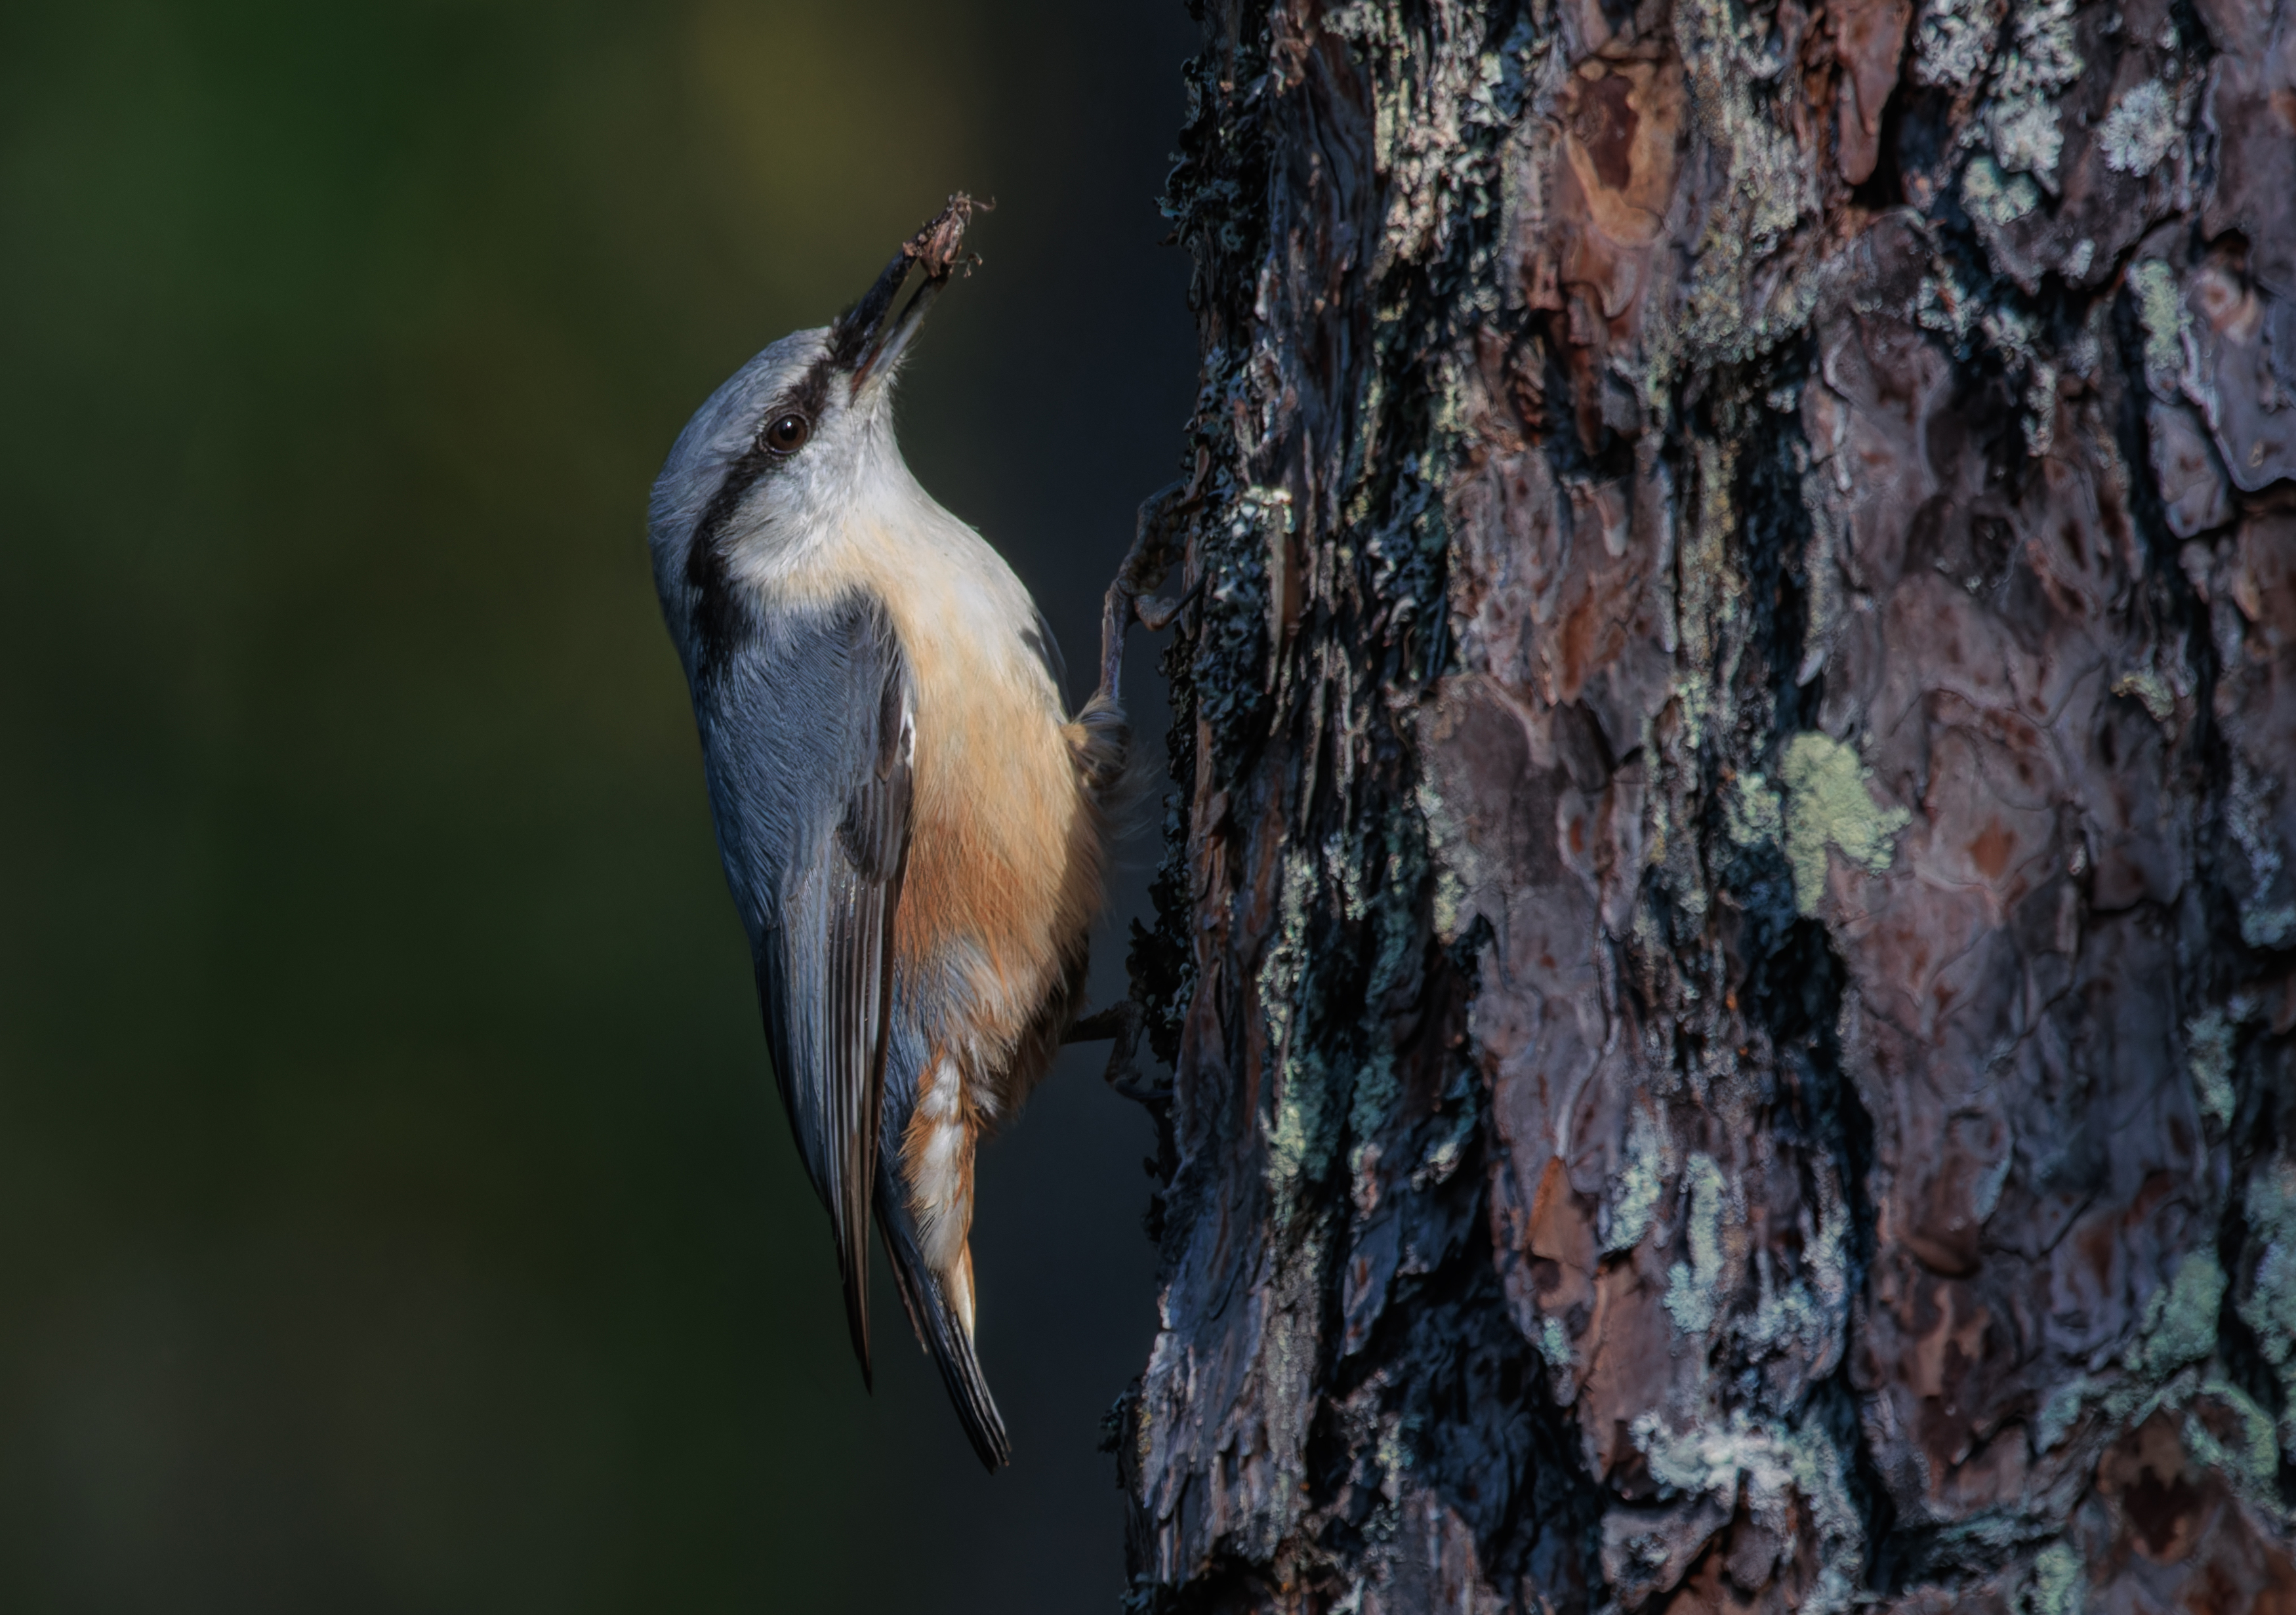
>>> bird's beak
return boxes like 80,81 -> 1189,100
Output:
834,195 -> 983,397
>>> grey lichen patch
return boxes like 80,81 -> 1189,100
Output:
1917,261 -> 1986,352
2184,1009 -> 2237,1128
2227,756 -> 2295,949
1410,1099 -> 1477,1194
2028,1540 -> 2084,1615
1914,0 -> 1996,91
1986,0 -> 2085,190
2023,359 -> 2061,457
1965,156 -> 2041,226
1345,821 -> 1429,1159
1659,0 -> 1820,375
1263,846 -> 1340,1220
1981,298 -> 2038,365
1672,440 -> 1748,754
1607,1106 -> 1672,1254
1632,1412 -> 1864,1614
1736,1195 -> 1851,1380
2101,79 -> 2181,177
2236,1152 -> 2296,1456
1779,732 -> 1913,914
1334,3 -> 1537,276
2124,1249 -> 2225,1381
1989,101 -> 2064,184
2243,903 -> 2296,952
1664,1153 -> 1729,1334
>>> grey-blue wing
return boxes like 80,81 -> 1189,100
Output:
694,593 -> 912,1377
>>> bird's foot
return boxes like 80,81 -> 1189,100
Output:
1095,450 -> 1210,713
1065,999 -> 1169,1106
1065,1002 -> 1134,1044
1133,573 -> 1208,634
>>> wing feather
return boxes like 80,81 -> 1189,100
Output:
877,1158 -> 1011,1469
697,594 -> 912,1382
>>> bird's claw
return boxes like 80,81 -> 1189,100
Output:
1094,451 -> 1210,712
1065,1002 -> 1136,1044
1133,574 -> 1208,634
1065,999 -> 1170,1107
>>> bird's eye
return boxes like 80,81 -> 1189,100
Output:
763,413 -> 811,453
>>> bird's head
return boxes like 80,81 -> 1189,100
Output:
647,197 -> 981,644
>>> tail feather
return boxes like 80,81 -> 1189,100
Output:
876,1166 -> 1010,1471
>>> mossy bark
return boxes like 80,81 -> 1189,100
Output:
1115,0 -> 2296,1610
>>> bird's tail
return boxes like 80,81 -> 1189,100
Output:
874,1164 -> 1010,1471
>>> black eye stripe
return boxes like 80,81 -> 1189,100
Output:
682,350 -> 839,689
689,356 -> 835,567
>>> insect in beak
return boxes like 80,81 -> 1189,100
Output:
836,194 -> 983,396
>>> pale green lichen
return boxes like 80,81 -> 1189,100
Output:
1727,771 -> 1784,848
2129,258 -> 2189,387
1671,438 -> 1746,754
2227,757 -> 2295,949
2236,1153 -> 2296,1455
1607,1107 -> 1671,1253
1780,732 -> 1912,914
2112,668 -> 2176,726
2101,79 -> 2179,176
1665,1153 -> 1729,1334
2185,1009 -> 2237,1128
2029,1540 -> 2083,1615
2245,904 -> 2296,951
2035,1374 -> 2095,1451
1964,155 -> 2041,226
2125,1250 -> 2224,1380
2187,1378 -> 2279,1490
1537,1316 -> 1571,1368
1415,777 -> 1472,941
1263,846 -> 1339,1221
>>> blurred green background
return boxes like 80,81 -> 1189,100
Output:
0,1 -> 1196,1608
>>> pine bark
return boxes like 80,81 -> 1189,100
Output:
1113,0 -> 2296,1610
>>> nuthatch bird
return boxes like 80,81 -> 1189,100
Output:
647,200 -> 1160,1468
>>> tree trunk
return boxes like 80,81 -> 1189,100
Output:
1113,0 -> 2296,1609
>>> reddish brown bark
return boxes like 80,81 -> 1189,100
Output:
1115,0 -> 2296,1610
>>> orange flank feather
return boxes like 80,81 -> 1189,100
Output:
880,558 -> 1106,1115
871,525 -> 1109,1315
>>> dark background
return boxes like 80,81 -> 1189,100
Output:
0,3 -> 1197,1608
